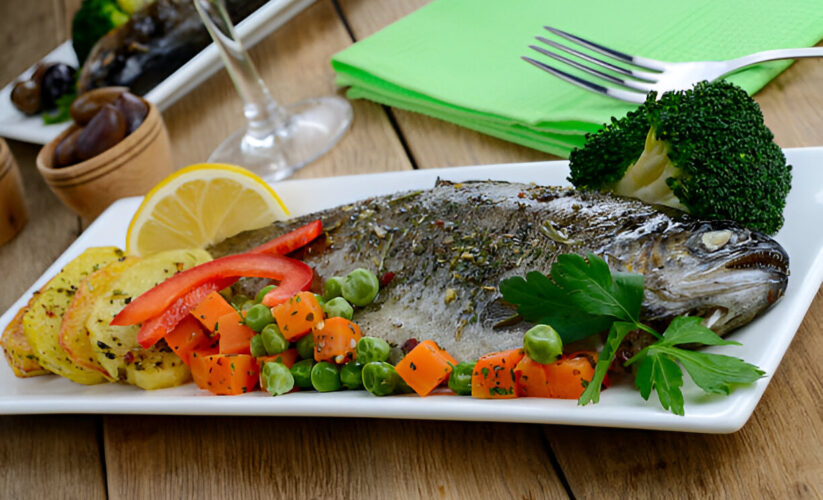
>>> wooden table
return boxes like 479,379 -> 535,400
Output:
1,1 -> 822,498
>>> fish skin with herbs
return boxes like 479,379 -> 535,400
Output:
208,180 -> 789,362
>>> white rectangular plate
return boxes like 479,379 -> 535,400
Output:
0,0 -> 315,145
2,148 -> 822,433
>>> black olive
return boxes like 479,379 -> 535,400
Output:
11,80 -> 42,115
54,127 -> 83,168
113,92 -> 149,134
41,63 -> 77,109
75,104 -> 127,161
70,87 -> 128,125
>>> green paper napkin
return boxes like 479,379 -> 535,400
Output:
332,0 -> 823,158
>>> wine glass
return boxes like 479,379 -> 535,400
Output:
193,0 -> 352,182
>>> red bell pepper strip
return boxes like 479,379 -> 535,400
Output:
136,277 -> 235,349
249,220 -> 323,255
112,253 -> 313,327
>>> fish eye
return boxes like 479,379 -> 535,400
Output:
701,230 -> 733,252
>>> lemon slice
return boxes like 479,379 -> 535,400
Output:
126,163 -> 288,256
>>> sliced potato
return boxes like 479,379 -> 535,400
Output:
86,248 -> 212,390
125,345 -> 191,390
60,256 -> 140,380
1,306 -> 50,378
23,247 -> 125,385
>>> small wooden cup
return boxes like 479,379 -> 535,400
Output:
0,138 -> 28,246
36,99 -> 173,220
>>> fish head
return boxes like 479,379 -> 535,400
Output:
626,220 -> 789,335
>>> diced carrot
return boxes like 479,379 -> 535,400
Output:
312,317 -> 362,364
189,352 -> 260,395
256,348 -> 299,369
272,291 -> 324,341
471,348 -> 525,399
545,351 -> 598,399
164,315 -> 217,365
514,356 -> 551,398
395,340 -> 456,397
216,311 -> 256,355
190,291 -> 236,332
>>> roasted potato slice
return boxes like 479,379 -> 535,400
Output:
60,256 -> 139,380
23,247 -> 125,385
125,345 -> 192,390
86,248 -> 212,390
1,306 -> 50,378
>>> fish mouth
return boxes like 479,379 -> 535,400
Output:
725,249 -> 789,275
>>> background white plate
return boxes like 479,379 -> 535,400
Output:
0,0 -> 315,144
1,148 -> 821,433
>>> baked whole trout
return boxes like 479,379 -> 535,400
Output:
208,180 -> 789,361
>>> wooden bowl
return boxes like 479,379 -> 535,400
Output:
0,138 -> 28,245
36,99 -> 173,220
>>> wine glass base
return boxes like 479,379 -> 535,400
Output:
208,95 -> 353,182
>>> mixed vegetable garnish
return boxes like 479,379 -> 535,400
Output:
104,217 -> 763,415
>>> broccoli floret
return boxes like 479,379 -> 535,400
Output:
568,80 -> 791,234
72,0 -> 130,66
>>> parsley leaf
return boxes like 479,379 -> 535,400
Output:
499,271 -> 614,344
653,316 -> 741,348
551,254 -> 644,323
578,321 -> 636,406
499,253 -> 644,344
636,351 -> 685,415
630,317 -> 765,414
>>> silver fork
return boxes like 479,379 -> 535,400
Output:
523,25 -> 823,104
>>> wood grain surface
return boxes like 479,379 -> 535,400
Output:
1,1 -> 821,499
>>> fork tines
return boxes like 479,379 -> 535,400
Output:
524,25 -> 662,103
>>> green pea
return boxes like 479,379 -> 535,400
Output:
244,303 -> 274,332
314,294 -> 326,309
262,361 -> 294,396
261,323 -> 288,354
356,336 -> 390,364
255,285 -> 277,303
295,333 -> 315,360
229,293 -> 251,309
340,362 -> 363,390
241,300 -> 255,314
342,268 -> 380,307
448,361 -> 475,396
290,359 -> 314,388
311,361 -> 341,392
249,334 -> 267,357
523,324 -> 563,364
361,361 -> 399,397
323,297 -> 353,320
396,377 -> 414,394
323,276 -> 345,301
219,287 -> 233,302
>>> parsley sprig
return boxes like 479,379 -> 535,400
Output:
499,253 -> 764,415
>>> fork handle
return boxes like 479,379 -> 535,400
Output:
725,47 -> 823,74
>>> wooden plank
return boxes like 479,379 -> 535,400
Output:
546,289 -> 823,499
0,415 -> 106,500
0,0 -> 66,87
755,42 -> 823,148
161,0 -> 411,178
104,416 -> 567,499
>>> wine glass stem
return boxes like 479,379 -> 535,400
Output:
193,0 -> 288,142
